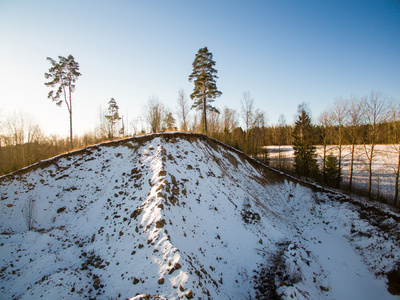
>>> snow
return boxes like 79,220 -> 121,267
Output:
267,144 -> 400,201
285,196 -> 389,300
1,133 -> 399,299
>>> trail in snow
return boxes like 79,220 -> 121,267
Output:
304,222 -> 390,300
274,183 -> 399,300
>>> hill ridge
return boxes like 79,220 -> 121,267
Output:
1,133 -> 399,299
0,133 -> 268,181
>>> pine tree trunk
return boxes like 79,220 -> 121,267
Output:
202,85 -> 207,134
69,97 -> 73,150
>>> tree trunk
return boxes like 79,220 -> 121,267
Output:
278,144 -> 281,169
349,143 -> 355,191
337,125 -> 342,188
202,85 -> 207,134
338,144 -> 342,188
367,144 -> 374,198
322,144 -> 327,177
394,148 -> 400,207
69,107 -> 73,149
69,87 -> 73,149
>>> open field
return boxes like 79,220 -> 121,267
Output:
267,145 -> 400,203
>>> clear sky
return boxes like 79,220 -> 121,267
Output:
1,0 -> 399,137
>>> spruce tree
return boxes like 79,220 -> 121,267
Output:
292,104 -> 318,178
188,47 -> 222,134
324,154 -> 340,187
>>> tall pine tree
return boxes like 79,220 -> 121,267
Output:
292,103 -> 318,178
188,47 -> 222,134
44,55 -> 81,149
105,98 -> 121,140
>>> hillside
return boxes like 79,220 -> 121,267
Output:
0,133 -> 399,299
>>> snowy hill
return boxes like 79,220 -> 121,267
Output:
1,133 -> 399,299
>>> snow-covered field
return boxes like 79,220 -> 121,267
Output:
1,133 -> 399,299
267,145 -> 400,202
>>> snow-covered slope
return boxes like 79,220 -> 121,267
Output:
0,133 -> 399,300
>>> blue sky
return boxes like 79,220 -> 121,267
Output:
1,0 -> 399,136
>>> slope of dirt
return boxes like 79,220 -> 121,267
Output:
0,133 -> 399,299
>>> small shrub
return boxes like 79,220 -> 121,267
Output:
241,208 -> 260,224
23,197 -> 37,230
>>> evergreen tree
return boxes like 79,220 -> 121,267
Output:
105,98 -> 121,140
164,112 -> 176,131
44,54 -> 81,149
323,154 -> 340,187
188,47 -> 222,134
292,103 -> 318,178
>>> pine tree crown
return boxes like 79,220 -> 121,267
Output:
188,47 -> 222,111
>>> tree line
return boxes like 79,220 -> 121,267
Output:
1,48 -> 399,206
286,93 -> 400,207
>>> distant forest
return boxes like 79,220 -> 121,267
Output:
1,92 -> 398,170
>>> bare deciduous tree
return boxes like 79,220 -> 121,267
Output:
317,110 -> 333,177
241,91 -> 254,133
143,97 -> 165,133
129,116 -> 146,135
388,101 -> 400,206
363,91 -> 389,197
1,111 -> 45,173
347,95 -> 365,191
277,114 -> 287,169
95,106 -> 109,141
222,107 -> 238,144
207,110 -> 221,137
252,109 -> 267,161
3,111 -> 43,146
241,91 -> 255,154
176,89 -> 190,131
